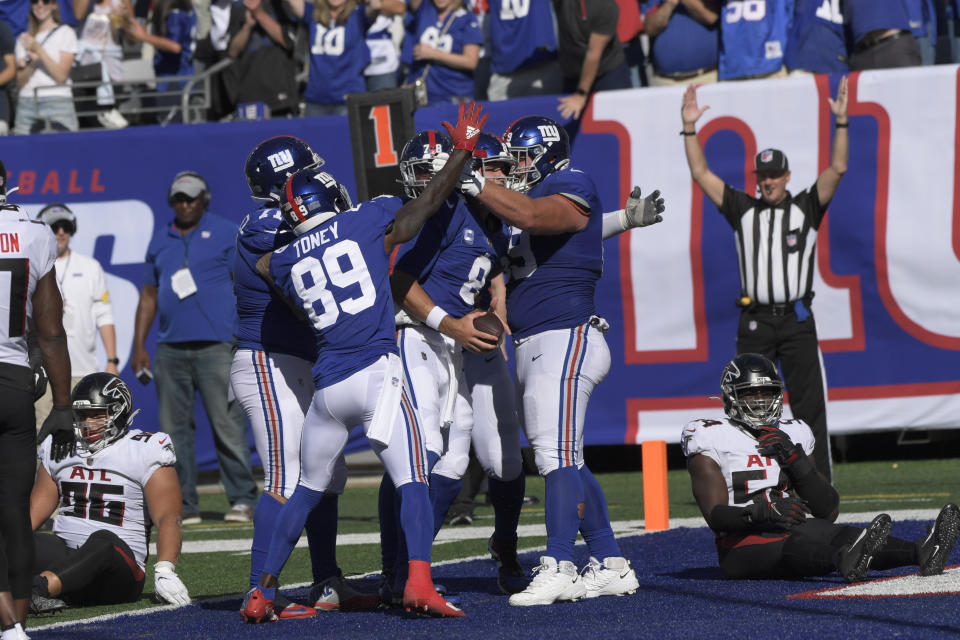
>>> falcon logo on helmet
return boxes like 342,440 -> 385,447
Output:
72,373 -> 140,454
245,136 -> 324,203
279,168 -> 353,236
720,353 -> 784,434
398,130 -> 454,198
502,116 -> 570,193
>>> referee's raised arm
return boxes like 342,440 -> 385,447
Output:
816,76 -> 849,207
680,84 -> 725,208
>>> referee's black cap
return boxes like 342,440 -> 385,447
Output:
754,148 -> 789,173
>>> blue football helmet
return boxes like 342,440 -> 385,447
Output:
245,136 -> 324,203
503,116 -> 570,192
398,130 -> 454,198
472,133 -> 516,186
279,168 -> 353,236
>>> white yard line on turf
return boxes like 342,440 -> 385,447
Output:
31,507 -> 945,632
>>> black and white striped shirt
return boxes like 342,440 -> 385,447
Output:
718,183 -> 827,305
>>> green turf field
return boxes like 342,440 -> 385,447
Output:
31,458 -> 960,625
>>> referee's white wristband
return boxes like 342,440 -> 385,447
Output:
425,306 -> 448,331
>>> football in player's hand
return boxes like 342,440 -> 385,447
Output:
473,311 -> 504,339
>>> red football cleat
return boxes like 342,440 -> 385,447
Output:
402,561 -> 465,618
273,593 -> 318,620
240,587 -> 278,624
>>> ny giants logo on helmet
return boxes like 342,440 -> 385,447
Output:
268,150 -> 295,173
537,125 -> 560,142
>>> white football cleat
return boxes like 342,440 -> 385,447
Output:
310,575 -> 380,611
508,556 -> 586,606
581,556 -> 639,598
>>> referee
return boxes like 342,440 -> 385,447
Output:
678,77 -> 849,481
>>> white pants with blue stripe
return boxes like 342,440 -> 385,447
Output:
231,349 -> 347,498
514,322 -> 610,475
399,326 -> 524,482
298,353 -> 430,492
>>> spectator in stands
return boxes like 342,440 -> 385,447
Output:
222,0 -> 299,118
132,171 -> 258,525
405,0 -> 482,107
950,0 -> 960,63
33,203 -> 119,432
485,0 -> 559,101
465,0 -> 488,99
0,0 -> 74,35
845,0 -> 921,71
365,12 -> 401,91
615,0 -> 645,87
641,0 -> 718,87
0,20 -> 14,134
194,0 -> 231,119
125,0 -> 197,122
905,0 -> 937,65
13,0 -> 78,134
784,0 -> 847,75
285,0 -> 398,116
73,0 -> 133,129
555,0 -> 628,120
717,0 -> 790,81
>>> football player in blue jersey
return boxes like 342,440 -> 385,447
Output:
381,131 -> 530,597
232,136 -> 381,618
241,101 -> 488,622
465,115 -> 641,606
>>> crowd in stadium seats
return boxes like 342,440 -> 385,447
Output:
1,0 -> 959,134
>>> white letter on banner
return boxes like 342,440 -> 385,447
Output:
855,65 -> 960,346
590,77 -> 856,361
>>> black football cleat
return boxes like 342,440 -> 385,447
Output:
918,503 -> 960,576
29,591 -> 66,615
488,535 -> 528,594
838,513 -> 892,583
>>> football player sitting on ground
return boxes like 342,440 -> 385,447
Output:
29,373 -> 189,613
683,353 -> 960,582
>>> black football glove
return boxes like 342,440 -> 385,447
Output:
32,363 -> 48,401
38,406 -> 76,462
756,426 -> 805,467
745,495 -> 809,531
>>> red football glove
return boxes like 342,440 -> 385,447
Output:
442,100 -> 488,152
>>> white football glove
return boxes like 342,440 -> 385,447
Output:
622,186 -> 665,228
154,561 -> 191,606
431,151 -> 450,173
458,161 -> 485,197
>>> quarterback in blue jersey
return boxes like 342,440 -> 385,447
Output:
469,116 -> 640,606
232,136 -> 382,618
382,131 -> 529,596
241,101 -> 488,622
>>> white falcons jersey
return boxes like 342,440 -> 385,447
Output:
0,208 -> 57,368
39,429 -> 177,569
680,417 -> 815,508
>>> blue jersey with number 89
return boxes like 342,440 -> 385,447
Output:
270,195 -> 403,388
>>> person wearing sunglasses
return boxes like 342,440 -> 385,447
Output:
13,0 -> 78,134
31,203 -> 119,433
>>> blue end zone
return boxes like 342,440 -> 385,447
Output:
31,521 -> 960,640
